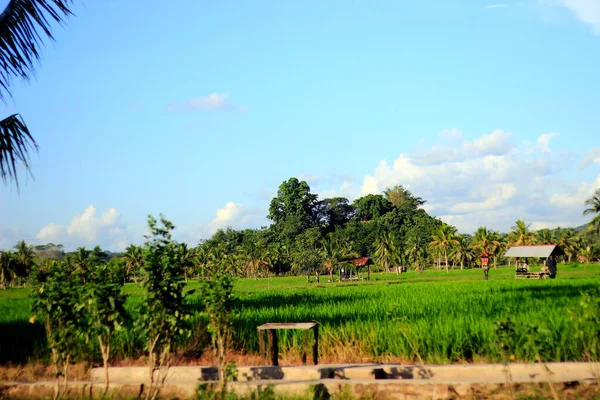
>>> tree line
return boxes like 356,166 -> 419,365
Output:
2,179 -> 599,287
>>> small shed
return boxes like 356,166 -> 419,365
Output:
504,245 -> 564,279
347,257 -> 373,280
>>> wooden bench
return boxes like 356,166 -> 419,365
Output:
515,271 -> 549,280
257,322 -> 319,366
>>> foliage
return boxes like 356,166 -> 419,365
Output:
80,263 -> 127,393
202,273 -> 235,386
0,0 -> 74,188
2,264 -> 600,367
373,231 -> 398,273
137,215 -> 192,400
352,194 -> 393,221
30,260 -> 82,399
268,178 -> 318,242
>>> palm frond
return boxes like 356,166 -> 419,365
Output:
0,0 -> 73,99
0,113 -> 37,188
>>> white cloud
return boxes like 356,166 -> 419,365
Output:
580,147 -> 600,169
465,129 -> 514,156
537,132 -> 558,152
549,175 -> 600,208
450,183 -> 517,213
35,205 -> 130,251
541,0 -> 600,35
169,93 -> 248,112
187,202 -> 267,243
317,129 -> 595,233
486,4 -> 508,9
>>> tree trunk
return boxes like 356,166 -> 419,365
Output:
444,250 -> 449,273
460,260 -> 464,270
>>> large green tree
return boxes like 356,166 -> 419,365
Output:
315,197 -> 354,232
352,194 -> 393,221
1,0 -> 74,189
268,178 -> 318,242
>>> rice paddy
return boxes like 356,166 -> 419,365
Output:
1,263 -> 599,365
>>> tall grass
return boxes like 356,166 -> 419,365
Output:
1,264 -> 599,365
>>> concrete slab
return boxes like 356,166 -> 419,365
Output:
90,362 -> 600,385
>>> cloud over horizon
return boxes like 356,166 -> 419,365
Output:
35,205 -> 130,251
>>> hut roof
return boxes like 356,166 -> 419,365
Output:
504,245 -> 565,258
347,257 -> 372,267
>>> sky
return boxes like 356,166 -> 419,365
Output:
1,0 -> 600,251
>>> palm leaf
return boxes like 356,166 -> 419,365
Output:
0,113 -> 37,188
0,0 -> 73,99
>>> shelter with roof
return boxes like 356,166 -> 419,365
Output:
344,257 -> 373,281
504,245 -> 564,279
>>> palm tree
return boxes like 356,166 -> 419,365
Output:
13,239 -> 34,279
123,245 -> 144,284
193,246 -> 209,279
239,240 -> 266,279
1,1 -> 74,189
374,231 -> 398,274
584,189 -> 600,235
0,250 -> 16,288
320,233 -> 356,282
383,185 -> 425,209
507,220 -> 537,246
71,247 -> 92,282
429,224 -> 458,272
536,229 -> 554,245
555,229 -> 580,263
405,239 -> 426,273
487,231 -> 502,268
449,235 -> 474,270
178,243 -> 195,282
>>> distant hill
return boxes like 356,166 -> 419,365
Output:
574,224 -> 588,233
33,243 -> 65,260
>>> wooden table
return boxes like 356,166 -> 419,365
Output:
257,322 -> 319,366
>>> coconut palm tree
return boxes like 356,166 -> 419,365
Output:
70,247 -> 93,282
383,185 -> 425,209
405,239 -> 426,273
0,250 -> 16,288
13,239 -> 34,278
178,243 -> 195,282
123,245 -> 144,284
321,233 -> 356,282
507,220 -> 537,246
430,224 -> 458,272
584,188 -> 600,235
1,1 -> 74,189
555,229 -> 580,263
374,231 -> 398,274
449,235 -> 474,270
536,229 -> 554,245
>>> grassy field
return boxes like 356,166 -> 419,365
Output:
1,263 -> 599,366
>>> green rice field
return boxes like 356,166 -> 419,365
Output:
1,264 -> 599,365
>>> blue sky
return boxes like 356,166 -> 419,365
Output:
1,0 -> 599,251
